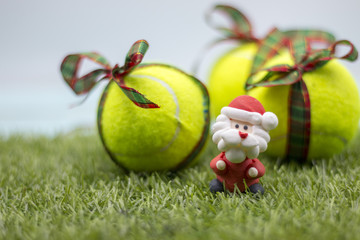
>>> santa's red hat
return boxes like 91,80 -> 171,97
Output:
221,95 -> 278,131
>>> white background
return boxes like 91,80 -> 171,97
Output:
1,0 -> 359,136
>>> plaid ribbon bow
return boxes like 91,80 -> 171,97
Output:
192,4 -> 260,73
208,5 -> 335,46
202,5 -> 336,74
60,40 -> 160,109
246,29 -> 358,161
250,28 -> 336,74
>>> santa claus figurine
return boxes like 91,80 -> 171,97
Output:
210,95 -> 278,194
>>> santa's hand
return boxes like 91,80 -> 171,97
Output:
216,160 -> 226,170
248,167 -> 258,178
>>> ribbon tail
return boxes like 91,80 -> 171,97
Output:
69,93 -> 92,109
68,77 -> 108,108
246,66 -> 299,90
286,79 -> 311,162
119,85 -> 160,109
112,76 -> 160,109
246,71 -> 279,90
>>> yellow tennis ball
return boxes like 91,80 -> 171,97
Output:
248,52 -> 360,160
97,64 -> 210,171
208,43 -> 258,119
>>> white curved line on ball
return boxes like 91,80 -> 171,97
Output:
130,74 -> 181,152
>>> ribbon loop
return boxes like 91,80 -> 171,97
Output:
330,40 -> 358,61
60,40 -> 160,109
124,39 -> 149,70
284,30 -> 336,46
61,52 -> 112,95
207,5 -> 257,41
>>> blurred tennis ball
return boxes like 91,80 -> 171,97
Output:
248,51 -> 360,160
207,43 -> 258,119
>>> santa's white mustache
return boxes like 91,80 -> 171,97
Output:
215,129 -> 259,152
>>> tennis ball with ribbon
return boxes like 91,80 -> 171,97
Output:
61,40 -> 210,171
204,5 -> 336,119
246,30 -> 359,162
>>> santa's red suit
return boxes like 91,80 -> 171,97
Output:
210,152 -> 265,192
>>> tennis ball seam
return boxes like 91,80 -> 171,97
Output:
115,74 -> 182,154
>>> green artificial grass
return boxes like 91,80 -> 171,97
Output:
1,130 -> 360,240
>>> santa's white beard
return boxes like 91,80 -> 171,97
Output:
225,148 -> 247,163
213,128 -> 267,163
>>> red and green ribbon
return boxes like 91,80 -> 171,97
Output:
205,4 -> 337,75
192,4 -> 261,73
250,28 -> 336,74
207,4 -> 259,43
246,30 -> 358,162
60,40 -> 160,109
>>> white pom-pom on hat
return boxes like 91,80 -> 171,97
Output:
261,112 -> 278,131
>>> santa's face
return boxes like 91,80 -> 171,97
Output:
230,119 -> 253,135
212,115 -> 270,163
